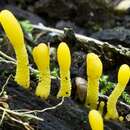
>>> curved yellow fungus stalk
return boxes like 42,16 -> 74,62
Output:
32,43 -> 50,99
89,110 -> 104,130
85,53 -> 102,109
105,64 -> 130,120
0,10 -> 30,88
57,42 -> 71,98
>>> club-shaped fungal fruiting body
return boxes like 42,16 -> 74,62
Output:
89,110 -> 104,130
105,64 -> 130,120
0,10 -> 30,88
57,42 -> 71,98
85,53 -> 103,109
32,43 -> 51,99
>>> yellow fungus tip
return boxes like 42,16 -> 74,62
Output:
89,110 -> 104,130
33,43 -> 50,70
57,42 -> 71,71
0,9 -> 24,48
87,53 -> 102,79
118,64 -> 130,86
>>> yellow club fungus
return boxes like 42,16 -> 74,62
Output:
85,53 -> 103,109
89,110 -> 104,130
105,64 -> 130,120
0,10 -> 30,88
57,42 -> 71,98
32,43 -> 51,99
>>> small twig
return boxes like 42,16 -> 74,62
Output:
21,97 -> 64,114
0,106 -> 43,121
0,51 -> 16,62
32,23 -> 130,57
6,113 -> 34,130
0,51 -> 57,79
32,23 -> 104,45
0,51 -> 37,74
0,50 -> 39,75
0,75 -> 13,96
0,59 -> 16,64
100,94 -> 130,109
0,98 -> 64,122
0,56 -> 16,64
0,97 -> 64,129
0,50 -> 34,71
0,110 -> 6,125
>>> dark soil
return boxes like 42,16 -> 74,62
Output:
0,53 -> 129,130
0,75 -> 129,130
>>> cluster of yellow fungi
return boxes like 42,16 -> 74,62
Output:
85,53 -> 130,120
0,10 -> 130,128
0,9 -> 72,99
